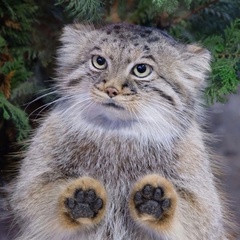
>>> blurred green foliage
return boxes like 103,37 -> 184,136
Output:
0,0 -> 38,142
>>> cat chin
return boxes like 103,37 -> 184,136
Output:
81,103 -> 138,130
81,111 -> 179,144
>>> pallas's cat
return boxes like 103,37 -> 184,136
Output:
9,23 -> 229,240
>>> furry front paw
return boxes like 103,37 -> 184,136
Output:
58,177 -> 107,229
129,174 -> 177,231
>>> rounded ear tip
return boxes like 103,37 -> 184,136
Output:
71,23 -> 86,30
187,44 -> 211,62
187,44 -> 211,59
187,44 -> 205,53
62,23 -> 95,33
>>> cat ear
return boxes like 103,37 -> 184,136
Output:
181,44 -> 211,87
57,23 -> 95,69
60,23 -> 95,45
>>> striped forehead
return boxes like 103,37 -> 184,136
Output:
100,24 -> 162,45
94,27 -> 163,62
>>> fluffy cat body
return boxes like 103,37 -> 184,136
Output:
9,23 -> 228,239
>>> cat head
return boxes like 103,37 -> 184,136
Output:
55,23 -> 211,141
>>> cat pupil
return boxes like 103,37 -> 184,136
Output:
137,64 -> 146,73
97,56 -> 106,65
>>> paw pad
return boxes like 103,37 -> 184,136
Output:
134,185 -> 171,219
65,189 -> 103,219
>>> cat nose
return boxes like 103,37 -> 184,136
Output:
105,86 -> 119,98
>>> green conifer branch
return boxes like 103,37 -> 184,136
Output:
0,93 -> 30,141
0,0 -> 38,141
204,18 -> 240,103
55,0 -> 106,21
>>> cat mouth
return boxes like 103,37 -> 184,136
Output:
102,101 -> 125,110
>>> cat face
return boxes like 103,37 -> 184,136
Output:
56,23 -> 211,139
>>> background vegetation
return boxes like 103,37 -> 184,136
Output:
0,0 -> 240,179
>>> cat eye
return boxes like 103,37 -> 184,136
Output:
91,55 -> 107,70
132,64 -> 152,78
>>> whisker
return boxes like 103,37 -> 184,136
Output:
59,96 -> 93,118
140,96 -> 188,122
135,102 -> 154,130
135,101 -> 180,141
28,95 -> 74,119
24,90 -> 58,112
128,103 -> 141,126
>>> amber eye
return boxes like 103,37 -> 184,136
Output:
92,55 -> 107,70
132,64 -> 152,78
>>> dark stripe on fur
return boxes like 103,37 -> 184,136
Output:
142,55 -> 156,62
67,78 -> 81,87
150,87 -> 175,106
158,74 -> 184,96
